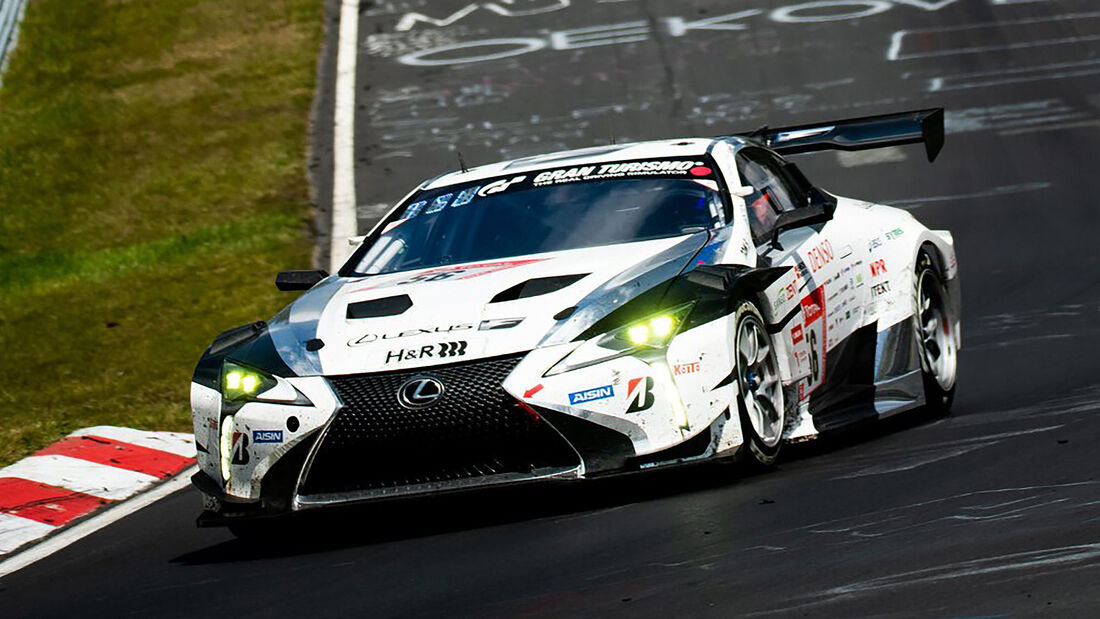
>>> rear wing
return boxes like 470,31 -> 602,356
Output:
736,108 -> 945,162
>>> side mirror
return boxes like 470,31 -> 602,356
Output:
769,189 -> 836,249
275,269 -> 329,291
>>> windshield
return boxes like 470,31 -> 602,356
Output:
346,157 -> 726,277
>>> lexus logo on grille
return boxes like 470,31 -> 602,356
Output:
397,377 -> 444,409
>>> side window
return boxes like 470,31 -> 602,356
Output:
736,149 -> 803,245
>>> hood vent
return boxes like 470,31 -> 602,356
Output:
490,274 -> 588,304
347,294 -> 413,319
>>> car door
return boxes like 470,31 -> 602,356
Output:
736,147 -> 869,414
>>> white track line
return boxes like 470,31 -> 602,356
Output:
0,466 -> 197,579
329,0 -> 360,272
0,455 -> 159,501
69,426 -> 195,457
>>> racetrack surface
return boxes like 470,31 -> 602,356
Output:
5,0 -> 1100,616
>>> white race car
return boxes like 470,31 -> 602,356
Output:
190,109 -> 960,531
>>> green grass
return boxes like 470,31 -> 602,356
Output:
0,0 -> 320,465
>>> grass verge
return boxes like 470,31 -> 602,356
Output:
0,0 -> 320,465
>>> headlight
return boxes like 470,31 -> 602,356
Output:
221,361 -> 277,402
596,303 -> 693,351
546,302 -> 694,376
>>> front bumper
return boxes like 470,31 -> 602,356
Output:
193,313 -> 742,523
194,354 -> 606,523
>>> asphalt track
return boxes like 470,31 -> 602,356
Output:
5,0 -> 1100,616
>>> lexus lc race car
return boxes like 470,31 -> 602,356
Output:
190,108 -> 960,532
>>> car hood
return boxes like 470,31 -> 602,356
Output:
265,233 -> 712,376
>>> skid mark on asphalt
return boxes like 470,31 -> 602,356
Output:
834,442 -> 997,479
750,543 -> 1100,616
884,181 -> 1051,209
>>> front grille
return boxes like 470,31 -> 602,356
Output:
298,354 -> 580,498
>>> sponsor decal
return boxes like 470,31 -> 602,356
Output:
868,237 -> 883,252
230,432 -> 249,465
349,324 -> 474,346
424,192 -> 453,215
791,324 -> 804,344
477,175 -> 526,197
801,287 -> 825,324
870,259 -> 887,277
885,228 -> 904,241
252,430 -> 284,444
404,200 -> 429,218
385,341 -> 468,364
772,294 -> 786,312
805,239 -> 834,273
524,384 -> 544,398
479,318 -> 523,330
626,377 -> 655,413
672,361 -> 701,376
532,159 -> 709,186
451,186 -> 479,208
778,261 -> 811,303
569,385 -> 614,405
871,282 -> 891,297
351,258 -> 548,293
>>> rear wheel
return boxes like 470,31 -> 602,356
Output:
734,301 -> 786,467
914,252 -> 957,413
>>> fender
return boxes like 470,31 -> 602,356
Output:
578,264 -> 791,340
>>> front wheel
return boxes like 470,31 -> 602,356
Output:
733,301 -> 786,467
914,252 -> 957,413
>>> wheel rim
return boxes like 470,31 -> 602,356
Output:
736,315 -> 784,447
917,270 -> 957,391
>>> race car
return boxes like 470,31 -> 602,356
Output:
189,108 -> 960,531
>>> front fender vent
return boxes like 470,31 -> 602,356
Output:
347,294 -> 413,319
490,274 -> 588,304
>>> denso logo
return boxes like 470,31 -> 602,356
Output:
805,240 -> 834,273
568,385 -> 614,405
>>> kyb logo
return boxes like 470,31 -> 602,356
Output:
349,324 -> 473,347
386,341 -> 468,363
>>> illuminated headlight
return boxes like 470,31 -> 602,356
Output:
546,302 -> 694,376
221,361 -> 277,402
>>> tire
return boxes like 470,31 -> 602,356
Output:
733,301 -> 786,467
914,251 -> 957,414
